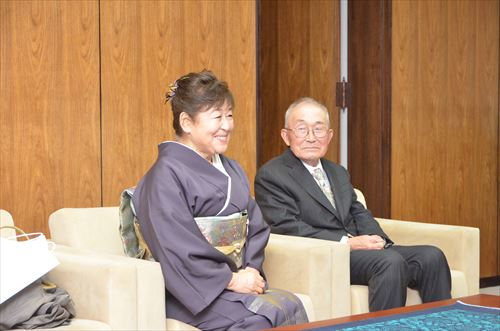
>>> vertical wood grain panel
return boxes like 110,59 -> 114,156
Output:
259,0 -> 340,167
392,0 -> 499,277
100,0 -> 256,205
0,1 -> 101,235
257,0 -> 278,166
348,0 -> 391,218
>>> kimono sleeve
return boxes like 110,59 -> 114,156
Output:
229,160 -> 271,275
244,197 -> 270,274
133,166 -> 233,315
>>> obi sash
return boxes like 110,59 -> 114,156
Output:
194,211 -> 248,268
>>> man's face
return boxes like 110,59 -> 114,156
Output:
281,103 -> 333,166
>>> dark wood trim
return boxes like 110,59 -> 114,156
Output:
480,276 -> 500,288
348,0 -> 391,218
256,0 -> 262,168
381,0 -> 392,218
257,0 -> 280,168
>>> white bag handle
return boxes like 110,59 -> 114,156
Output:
0,229 -> 59,304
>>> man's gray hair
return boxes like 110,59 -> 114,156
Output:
284,97 -> 330,128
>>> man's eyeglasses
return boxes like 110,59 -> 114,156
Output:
286,126 -> 329,138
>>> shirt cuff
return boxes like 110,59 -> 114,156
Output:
340,235 -> 349,244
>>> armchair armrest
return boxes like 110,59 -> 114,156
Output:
264,234 -> 351,320
376,218 -> 479,296
49,245 -> 166,331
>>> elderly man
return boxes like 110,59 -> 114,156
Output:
254,97 -> 451,312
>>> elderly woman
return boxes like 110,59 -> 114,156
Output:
132,70 -> 307,330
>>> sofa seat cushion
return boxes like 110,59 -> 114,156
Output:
8,319 -> 111,331
449,270 -> 468,298
294,293 -> 316,322
350,269 -> 466,314
166,318 -> 199,331
350,285 -> 423,314
163,292 -> 314,330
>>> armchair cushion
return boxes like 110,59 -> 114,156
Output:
48,246 -> 138,330
348,189 -> 479,315
49,207 -> 124,256
1,211 -> 111,331
43,319 -> 111,330
376,217 -> 479,296
350,286 -> 422,314
49,245 -> 168,331
0,210 -> 15,237
265,234 -> 350,320
50,208 -> 317,327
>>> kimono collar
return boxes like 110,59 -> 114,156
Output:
158,142 -> 233,216
212,154 -> 230,177
159,140 -> 213,161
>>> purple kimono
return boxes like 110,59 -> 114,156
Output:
132,142 -> 307,330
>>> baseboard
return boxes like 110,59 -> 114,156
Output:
480,276 -> 500,288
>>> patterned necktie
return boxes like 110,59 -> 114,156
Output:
312,168 -> 336,208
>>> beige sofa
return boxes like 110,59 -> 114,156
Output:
47,188 -> 479,324
349,189 -> 479,314
48,207 -> 335,329
0,209 -> 111,330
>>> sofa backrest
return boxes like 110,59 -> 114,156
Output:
49,207 -> 125,256
0,210 -> 15,238
353,189 -> 366,208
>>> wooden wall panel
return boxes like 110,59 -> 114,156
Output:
0,1 -> 101,235
258,0 -> 340,167
392,0 -> 499,277
348,0 -> 391,218
100,0 -> 256,204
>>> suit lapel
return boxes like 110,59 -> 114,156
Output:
284,150 -> 341,219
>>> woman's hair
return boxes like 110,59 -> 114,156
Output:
166,70 -> 234,136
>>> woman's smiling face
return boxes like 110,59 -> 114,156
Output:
180,101 -> 234,161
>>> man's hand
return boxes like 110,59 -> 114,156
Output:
227,268 -> 266,294
348,235 -> 385,250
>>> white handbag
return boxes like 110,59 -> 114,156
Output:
0,229 -> 59,304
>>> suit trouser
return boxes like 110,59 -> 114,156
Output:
350,245 -> 452,312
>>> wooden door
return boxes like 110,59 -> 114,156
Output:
348,0 -> 392,218
258,0 -> 340,167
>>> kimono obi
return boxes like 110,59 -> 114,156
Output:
194,211 -> 248,268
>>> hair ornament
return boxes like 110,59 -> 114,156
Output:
165,80 -> 178,103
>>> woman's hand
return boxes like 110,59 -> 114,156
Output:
227,268 -> 266,294
243,266 -> 261,276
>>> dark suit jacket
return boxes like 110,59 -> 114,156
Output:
255,149 -> 391,243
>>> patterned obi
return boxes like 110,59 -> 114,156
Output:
194,211 -> 248,268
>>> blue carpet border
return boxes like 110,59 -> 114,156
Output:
308,301 -> 500,331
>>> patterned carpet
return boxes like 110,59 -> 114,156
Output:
310,301 -> 500,331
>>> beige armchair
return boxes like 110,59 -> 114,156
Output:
0,210 -> 111,330
263,190 -> 479,318
264,234 -> 350,320
48,207 -> 325,329
348,189 -> 479,314
0,209 -> 16,237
